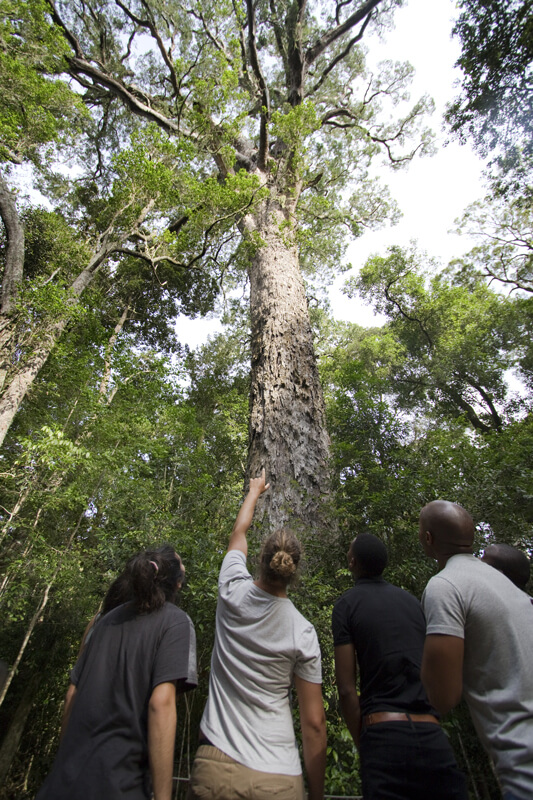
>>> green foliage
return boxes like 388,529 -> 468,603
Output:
0,318 -> 252,796
446,0 -> 533,167
19,208 -> 91,284
0,0 -> 86,165
452,192 -> 533,296
1,4 -> 532,799
348,245 -> 521,432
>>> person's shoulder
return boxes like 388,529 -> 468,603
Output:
331,587 -> 356,619
384,581 -> 422,606
220,548 -> 247,574
161,602 -> 191,621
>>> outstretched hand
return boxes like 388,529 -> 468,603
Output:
228,468 -> 270,555
249,468 -> 270,497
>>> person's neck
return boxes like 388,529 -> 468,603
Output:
254,578 -> 288,598
437,548 -> 473,570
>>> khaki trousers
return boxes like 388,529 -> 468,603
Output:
186,744 -> 305,800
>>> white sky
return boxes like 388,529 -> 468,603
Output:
178,0 -> 488,345
332,0 -> 487,327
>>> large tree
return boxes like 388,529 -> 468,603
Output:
43,0 -> 432,534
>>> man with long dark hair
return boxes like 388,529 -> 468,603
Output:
37,545 -> 197,800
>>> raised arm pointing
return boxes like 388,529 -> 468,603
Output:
228,469 -> 270,556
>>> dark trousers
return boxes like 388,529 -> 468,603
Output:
359,722 -> 468,800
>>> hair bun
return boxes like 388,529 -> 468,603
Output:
269,550 -> 296,578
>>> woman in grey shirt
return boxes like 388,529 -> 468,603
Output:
188,470 -> 326,800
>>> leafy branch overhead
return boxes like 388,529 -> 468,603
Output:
348,246 -> 521,433
446,0 -> 533,190
47,0 -> 433,247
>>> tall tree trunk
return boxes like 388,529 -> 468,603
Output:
246,195 -> 333,536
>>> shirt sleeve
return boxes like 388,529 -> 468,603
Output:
422,576 -> 466,640
331,596 -> 353,647
152,611 -> 198,692
218,550 -> 252,597
294,623 -> 322,684
70,649 -> 86,686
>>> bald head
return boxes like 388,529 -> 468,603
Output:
482,544 -> 531,591
419,500 -> 475,562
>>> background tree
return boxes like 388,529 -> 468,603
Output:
2,2 -> 531,797
0,317 -> 250,796
453,193 -> 533,295
346,245 -> 522,432
446,0 -> 533,194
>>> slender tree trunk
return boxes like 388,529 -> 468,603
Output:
0,316 -> 71,447
0,674 -> 40,788
0,264 -> 98,449
0,200 -> 154,450
99,300 -> 130,398
0,171 -> 25,316
246,194 -> 333,536
0,582 -> 53,709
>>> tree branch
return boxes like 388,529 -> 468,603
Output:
67,56 -> 180,133
308,17 -> 371,98
269,0 -> 289,82
468,379 -> 502,430
383,280 -> 433,348
246,0 -> 270,168
441,386 -> 493,433
186,6 -> 235,65
305,0 -> 382,66
113,0 -> 182,97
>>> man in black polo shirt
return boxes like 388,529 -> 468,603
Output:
332,533 -> 467,800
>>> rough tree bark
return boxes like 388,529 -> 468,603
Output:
245,194 -> 332,532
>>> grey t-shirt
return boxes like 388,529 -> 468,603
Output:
422,554 -> 533,797
200,550 -> 322,774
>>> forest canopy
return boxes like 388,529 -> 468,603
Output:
0,0 -> 532,797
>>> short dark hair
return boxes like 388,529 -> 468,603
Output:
482,544 -> 531,591
351,533 -> 388,578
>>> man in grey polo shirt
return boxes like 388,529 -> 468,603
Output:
419,500 -> 533,800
